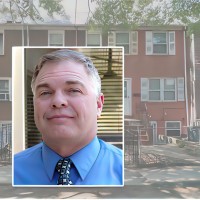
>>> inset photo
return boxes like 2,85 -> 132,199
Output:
12,47 -> 124,186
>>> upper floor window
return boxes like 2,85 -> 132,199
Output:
116,32 -> 129,54
0,78 -> 12,101
48,30 -> 64,46
87,33 -> 101,46
108,31 -> 138,55
146,31 -> 175,55
0,32 -> 4,55
141,77 -> 184,102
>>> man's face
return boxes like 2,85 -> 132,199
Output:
33,60 -> 104,148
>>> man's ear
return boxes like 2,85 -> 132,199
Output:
97,93 -> 104,118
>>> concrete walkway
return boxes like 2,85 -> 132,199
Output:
1,164 -> 200,186
125,166 -> 200,186
1,165 -> 200,199
0,164 -> 12,184
1,144 -> 200,198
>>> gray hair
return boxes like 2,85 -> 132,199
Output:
31,49 -> 101,96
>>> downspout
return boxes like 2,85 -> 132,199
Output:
191,33 -> 196,125
22,23 -> 24,46
75,26 -> 78,46
26,25 -> 29,46
75,0 -> 77,46
184,29 -> 189,127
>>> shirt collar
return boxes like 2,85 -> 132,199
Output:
42,136 -> 100,181
42,142 -> 62,181
70,136 -> 100,180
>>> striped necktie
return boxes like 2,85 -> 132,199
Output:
56,158 -> 73,185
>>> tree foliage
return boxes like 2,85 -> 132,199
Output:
88,0 -> 156,31
0,0 -> 68,23
88,0 -> 200,33
165,0 -> 200,33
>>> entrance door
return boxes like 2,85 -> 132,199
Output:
124,78 -> 132,116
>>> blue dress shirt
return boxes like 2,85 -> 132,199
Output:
14,136 -> 123,186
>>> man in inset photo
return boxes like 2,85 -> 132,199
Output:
14,48 -> 123,186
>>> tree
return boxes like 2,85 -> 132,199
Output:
0,0 -> 69,23
88,0 -> 200,33
162,0 -> 200,33
88,0 -> 156,31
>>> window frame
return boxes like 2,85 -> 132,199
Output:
146,31 -> 175,55
152,32 -> 168,54
0,77 -> 12,101
48,30 -> 65,46
115,31 -> 130,54
165,121 -> 181,137
149,79 -> 161,101
141,77 -> 183,102
108,31 -> 138,55
163,78 -> 176,101
86,32 -> 102,46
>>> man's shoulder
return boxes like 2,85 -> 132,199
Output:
14,142 -> 43,160
98,139 -> 122,157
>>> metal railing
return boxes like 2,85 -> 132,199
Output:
0,124 -> 12,165
125,119 -> 141,167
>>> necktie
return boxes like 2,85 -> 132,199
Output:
56,158 -> 73,185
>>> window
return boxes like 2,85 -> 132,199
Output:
153,33 -> 167,54
146,31 -> 175,55
166,121 -> 181,137
87,33 -> 101,46
116,33 -> 129,54
141,77 -> 184,102
149,79 -> 161,101
0,32 -> 4,55
164,79 -> 176,100
108,31 -> 138,55
0,78 -> 11,101
48,31 -> 64,46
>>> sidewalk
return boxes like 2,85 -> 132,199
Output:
1,164 -> 200,186
0,164 -> 12,184
125,166 -> 200,186
1,144 -> 200,198
1,165 -> 200,199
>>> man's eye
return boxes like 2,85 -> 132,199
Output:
40,91 -> 52,96
69,89 -> 81,93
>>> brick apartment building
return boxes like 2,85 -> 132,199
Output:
119,26 -> 192,144
0,22 -> 199,150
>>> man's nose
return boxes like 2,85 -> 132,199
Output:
51,92 -> 68,108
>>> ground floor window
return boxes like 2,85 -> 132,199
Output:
165,121 -> 181,137
0,78 -> 12,101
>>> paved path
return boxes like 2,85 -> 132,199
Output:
0,165 -> 12,184
1,144 -> 200,198
2,184 -> 200,199
1,165 -> 200,198
125,166 -> 200,186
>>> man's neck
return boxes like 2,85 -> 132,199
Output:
43,135 -> 96,158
